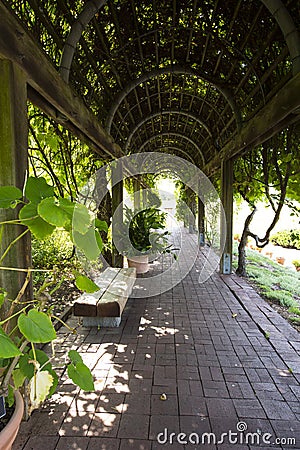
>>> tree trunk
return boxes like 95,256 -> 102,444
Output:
236,208 -> 256,277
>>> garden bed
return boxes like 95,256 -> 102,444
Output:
233,244 -> 300,331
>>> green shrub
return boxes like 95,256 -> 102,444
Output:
288,306 -> 300,316
32,229 -> 74,269
290,317 -> 300,324
262,289 -> 297,308
292,259 -> 300,269
270,229 -> 300,250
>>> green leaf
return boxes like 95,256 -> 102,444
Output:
18,310 -> 56,343
38,197 -> 70,227
95,218 -> 108,233
72,203 -> 91,234
59,198 -> 75,218
75,274 -> 99,293
19,203 -> 55,239
0,186 -> 22,208
95,231 -> 103,253
48,369 -> 58,397
0,327 -> 22,358
18,348 -> 51,380
67,362 -> 94,391
19,354 -> 34,379
68,350 -> 83,364
73,227 -> 101,261
0,290 -> 7,309
12,368 -> 26,389
25,177 -> 54,203
7,385 -> 14,407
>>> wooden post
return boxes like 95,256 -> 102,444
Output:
0,60 -> 31,320
198,197 -> 205,246
111,162 -> 124,267
134,177 -> 141,210
220,158 -> 233,274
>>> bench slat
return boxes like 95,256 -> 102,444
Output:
73,267 -> 120,317
97,268 -> 136,317
73,267 -> 136,326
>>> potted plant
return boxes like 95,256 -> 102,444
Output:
0,176 -> 107,448
122,207 -> 173,274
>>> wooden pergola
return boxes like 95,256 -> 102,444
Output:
1,0 -> 300,290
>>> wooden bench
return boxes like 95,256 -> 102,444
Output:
73,267 -> 136,327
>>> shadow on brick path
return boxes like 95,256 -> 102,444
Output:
13,230 -> 300,450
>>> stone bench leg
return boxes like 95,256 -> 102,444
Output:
82,317 -> 121,327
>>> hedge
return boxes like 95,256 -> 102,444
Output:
270,229 -> 300,250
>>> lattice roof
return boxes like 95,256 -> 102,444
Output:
4,0 -> 300,168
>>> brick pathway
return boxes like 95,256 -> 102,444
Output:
13,232 -> 300,450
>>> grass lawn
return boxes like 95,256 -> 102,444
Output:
232,243 -> 300,327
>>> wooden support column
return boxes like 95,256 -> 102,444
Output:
142,185 -> 147,208
0,60 -> 31,318
111,162 -> 124,268
198,197 -> 205,246
220,158 -> 233,274
133,177 -> 141,210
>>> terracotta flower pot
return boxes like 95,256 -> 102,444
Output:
127,255 -> 149,274
0,390 -> 24,450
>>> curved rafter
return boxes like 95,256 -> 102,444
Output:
114,89 -> 226,140
261,0 -> 300,74
137,132 -> 205,166
59,0 -> 107,83
125,110 -> 212,152
150,146 -> 196,165
106,65 -> 242,133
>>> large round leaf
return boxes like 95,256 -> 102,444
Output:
25,177 -> 54,203
18,310 -> 56,343
67,362 -> 94,391
59,198 -> 75,218
72,203 -> 91,234
0,186 -> 22,208
38,197 -> 70,227
0,327 -> 22,358
73,227 -> 101,261
19,203 -> 55,239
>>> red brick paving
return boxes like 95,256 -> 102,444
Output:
13,234 -> 300,449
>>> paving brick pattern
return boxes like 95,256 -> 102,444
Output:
13,232 -> 300,450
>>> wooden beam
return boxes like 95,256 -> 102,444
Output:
0,60 -> 32,324
0,3 -> 122,160
204,70 -> 300,175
